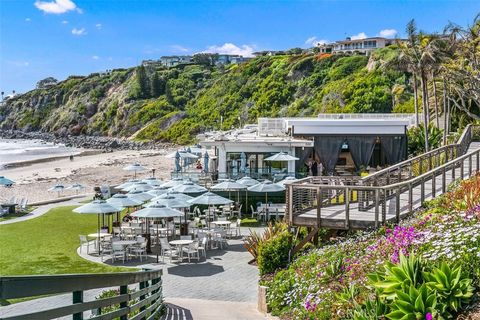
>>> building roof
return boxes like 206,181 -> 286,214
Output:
335,37 -> 391,44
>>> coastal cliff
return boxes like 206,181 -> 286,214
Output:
0,48 -> 413,144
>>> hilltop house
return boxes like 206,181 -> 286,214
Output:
317,37 -> 397,55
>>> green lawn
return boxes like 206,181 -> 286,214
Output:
0,205 -> 130,275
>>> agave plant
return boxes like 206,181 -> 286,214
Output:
386,284 -> 438,320
243,221 -> 288,261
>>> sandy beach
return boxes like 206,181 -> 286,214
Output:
0,148 -> 177,204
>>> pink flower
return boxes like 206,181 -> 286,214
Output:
426,312 -> 432,320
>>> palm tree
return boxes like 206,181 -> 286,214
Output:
1,91 -> 4,101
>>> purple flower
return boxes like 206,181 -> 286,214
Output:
426,312 -> 432,320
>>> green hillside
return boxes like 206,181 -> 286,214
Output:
0,48 -> 415,144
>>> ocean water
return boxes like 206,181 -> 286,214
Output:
0,139 -> 81,168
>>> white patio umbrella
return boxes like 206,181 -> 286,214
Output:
188,192 -> 233,228
264,152 -> 299,162
123,181 -> 153,192
144,196 -> 190,209
131,204 -> 184,263
0,176 -> 14,186
73,200 -> 121,252
161,178 -> 184,188
237,176 -> 260,187
171,181 -> 207,194
48,184 -> 65,197
166,151 -> 199,159
248,181 -> 285,219
147,186 -> 171,197
162,191 -> 194,203
115,179 -> 140,190
142,177 -> 163,186
276,176 -> 298,187
106,194 -> 142,208
126,190 -> 155,203
211,180 -> 247,216
123,162 -> 147,179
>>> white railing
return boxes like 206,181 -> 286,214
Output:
257,118 -> 287,136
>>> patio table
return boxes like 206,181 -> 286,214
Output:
169,239 -> 194,261
112,240 -> 137,260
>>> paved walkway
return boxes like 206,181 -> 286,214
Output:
0,226 -> 270,320
0,197 -> 87,225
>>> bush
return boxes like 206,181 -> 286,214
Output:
257,230 -> 291,275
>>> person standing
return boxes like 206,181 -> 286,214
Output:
311,159 -> 318,176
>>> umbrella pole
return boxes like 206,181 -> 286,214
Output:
156,222 -> 159,263
246,190 -> 248,218
265,193 -> 268,222
97,214 -> 101,253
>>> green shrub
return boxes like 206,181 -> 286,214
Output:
257,230 -> 291,275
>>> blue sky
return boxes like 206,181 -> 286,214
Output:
1,0 -> 478,94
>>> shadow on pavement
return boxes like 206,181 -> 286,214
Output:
167,262 -> 224,277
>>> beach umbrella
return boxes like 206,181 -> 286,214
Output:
123,181 -> 153,192
66,183 -> 85,194
126,190 -> 155,203
142,177 -> 163,186
115,179 -> 140,190
171,181 -> 207,194
276,176 -> 298,187
73,200 -> 120,252
189,146 -> 203,155
264,152 -> 299,162
48,184 -> 65,197
0,176 -> 14,186
240,152 -> 247,173
174,151 -> 181,172
237,176 -> 260,187
123,162 -> 147,179
106,194 -> 142,208
147,186 -> 170,197
188,192 -> 233,228
203,151 -> 209,173
161,178 -> 184,188
131,204 -> 183,263
153,191 -> 193,203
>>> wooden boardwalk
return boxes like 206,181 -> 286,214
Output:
290,141 -> 480,230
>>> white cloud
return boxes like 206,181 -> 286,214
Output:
95,23 -> 102,29
34,0 -> 79,14
8,60 -> 30,67
379,29 -> 397,38
62,20 -> 68,24
92,55 -> 99,60
203,43 -> 255,57
350,32 -> 368,40
170,44 -> 189,53
25,18 -> 31,22
71,27 -> 86,36
305,36 -> 328,47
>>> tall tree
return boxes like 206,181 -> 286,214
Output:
135,65 -> 149,98
150,72 -> 164,97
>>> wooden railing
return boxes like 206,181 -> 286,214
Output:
287,125 -> 480,230
0,269 -> 163,320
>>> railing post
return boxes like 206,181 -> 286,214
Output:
344,187 -> 350,230
442,167 -> 446,194
73,291 -> 84,320
460,159 -> 464,179
120,285 -> 128,320
139,280 -> 147,318
420,177 -> 425,204
288,185 -> 293,224
431,172 -> 436,198
382,189 -> 386,225
452,160 -> 456,180
375,189 -> 380,228
469,154 -> 472,177
408,183 -> 413,213
316,187 -> 322,227
477,152 -> 479,173
395,188 -> 400,223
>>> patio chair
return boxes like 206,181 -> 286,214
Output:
159,237 -> 178,262
130,242 -> 147,262
231,204 -> 243,218
213,229 -> 228,249
111,243 -> 127,264
79,235 -> 91,254
182,242 -> 200,262
100,240 -> 113,262
112,227 -> 121,238
188,221 -> 197,237
250,205 -> 260,220
19,198 -> 28,213
227,219 -> 241,238
198,237 -> 207,258
193,206 -> 201,217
